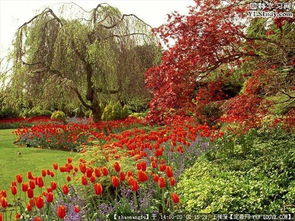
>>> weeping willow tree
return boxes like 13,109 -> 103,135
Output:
10,3 -> 160,122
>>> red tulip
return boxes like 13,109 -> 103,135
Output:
36,177 -> 44,188
158,177 -> 166,188
171,192 -> 180,204
90,176 -> 96,183
51,181 -> 57,190
153,174 -> 159,182
0,190 -> 6,198
74,205 -> 80,213
169,177 -> 176,186
119,172 -> 125,181
94,183 -> 103,195
62,184 -> 69,195
127,171 -> 133,177
128,177 -> 139,192
27,171 -> 34,179
46,192 -> 53,203
35,196 -> 44,209
27,188 -> 34,198
101,167 -> 108,176
81,176 -> 88,186
177,146 -> 184,153
15,213 -> 21,220
136,161 -> 147,171
1,198 -> 8,209
94,168 -> 101,177
11,181 -> 17,187
41,170 -> 47,177
29,180 -> 36,189
165,166 -> 173,177
159,164 -> 166,172
113,162 -> 121,172
67,157 -> 73,163
53,163 -> 58,170
10,186 -> 17,195
79,163 -> 86,173
66,175 -> 71,182
137,171 -> 148,182
22,183 -> 28,192
57,205 -> 67,219
111,176 -> 120,188
16,174 -> 22,183
34,217 -> 42,221
26,203 -> 32,212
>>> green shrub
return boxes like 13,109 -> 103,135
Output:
176,129 -> 295,213
126,98 -> 150,113
51,110 -> 66,122
0,107 -> 19,119
21,107 -> 52,117
129,112 -> 147,119
201,102 -> 223,126
101,102 -> 129,121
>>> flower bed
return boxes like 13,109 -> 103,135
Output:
0,116 -> 223,220
13,117 -> 143,151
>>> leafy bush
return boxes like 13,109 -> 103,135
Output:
101,102 -> 129,121
51,110 -> 66,122
0,107 -> 19,119
126,98 -> 150,113
201,102 -> 223,126
176,129 -> 295,213
21,107 -> 52,118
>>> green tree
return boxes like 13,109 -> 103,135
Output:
10,3 -> 159,122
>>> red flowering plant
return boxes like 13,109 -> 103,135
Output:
0,116 -> 62,129
13,117 -> 143,151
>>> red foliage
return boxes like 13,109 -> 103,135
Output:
145,0 -> 248,123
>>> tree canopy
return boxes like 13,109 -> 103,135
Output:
9,3 -> 160,121
145,0 -> 294,128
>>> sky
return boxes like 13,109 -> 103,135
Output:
0,0 -> 195,59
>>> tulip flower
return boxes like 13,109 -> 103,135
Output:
16,174 -> 22,183
62,184 -> 69,195
27,171 -> 34,179
35,196 -> 44,209
113,162 -> 121,172
111,176 -> 120,188
119,172 -> 125,181
27,188 -> 34,198
0,198 -> 8,209
51,181 -> 57,190
22,183 -> 28,192
53,163 -> 58,170
29,180 -> 36,189
137,171 -> 148,182
46,192 -> 53,203
74,205 -> 80,213
57,205 -> 67,219
15,213 -> 21,220
94,168 -> 101,177
165,166 -> 173,177
171,192 -> 180,204
158,177 -> 166,188
101,167 -> 108,176
10,186 -> 17,195
94,183 -> 103,195
81,176 -> 88,186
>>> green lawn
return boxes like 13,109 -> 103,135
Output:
0,129 -> 77,193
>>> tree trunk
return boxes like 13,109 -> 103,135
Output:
91,98 -> 102,123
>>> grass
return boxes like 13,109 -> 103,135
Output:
0,129 -> 77,195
